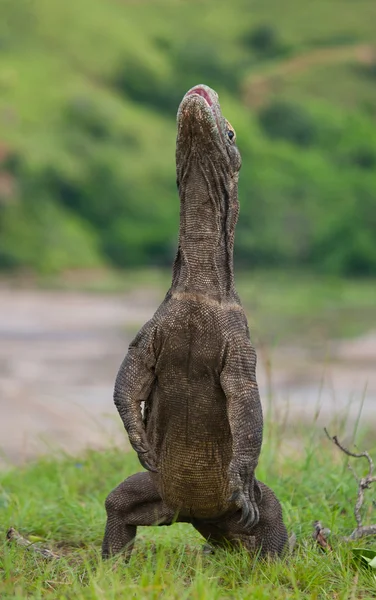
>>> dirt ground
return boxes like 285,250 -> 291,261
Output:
0,286 -> 375,467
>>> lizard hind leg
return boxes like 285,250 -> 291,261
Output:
191,481 -> 288,560
102,472 -> 176,560
223,481 -> 288,559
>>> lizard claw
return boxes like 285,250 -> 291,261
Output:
229,491 -> 259,530
228,462 -> 260,529
228,490 -> 240,503
138,452 -> 158,473
237,496 -> 259,529
246,509 -> 258,529
238,498 -> 249,526
129,436 -> 158,472
131,440 -> 148,455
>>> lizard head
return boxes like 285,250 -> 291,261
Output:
173,85 -> 241,296
176,84 -> 242,183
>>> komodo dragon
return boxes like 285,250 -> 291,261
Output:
102,84 -> 288,560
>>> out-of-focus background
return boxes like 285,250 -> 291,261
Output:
0,0 -> 375,466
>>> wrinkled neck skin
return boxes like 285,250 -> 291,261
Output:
171,152 -> 240,303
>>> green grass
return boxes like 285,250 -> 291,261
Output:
1,422 -> 376,599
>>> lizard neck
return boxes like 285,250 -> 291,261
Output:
170,161 -> 239,303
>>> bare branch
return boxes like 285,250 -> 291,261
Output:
6,528 -> 60,560
324,429 -> 376,538
312,520 -> 332,551
324,428 -> 374,475
345,525 -> 376,541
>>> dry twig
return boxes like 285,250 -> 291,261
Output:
6,528 -> 60,559
324,429 -> 376,541
313,521 -> 332,551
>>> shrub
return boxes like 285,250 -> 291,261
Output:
242,24 -> 288,58
112,57 -> 181,115
65,97 -> 112,141
349,147 -> 376,170
172,40 -> 240,90
258,101 -> 318,147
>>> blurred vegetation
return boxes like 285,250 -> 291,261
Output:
0,0 -> 376,275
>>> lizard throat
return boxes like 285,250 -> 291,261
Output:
171,168 -> 238,301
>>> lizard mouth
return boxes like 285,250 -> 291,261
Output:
180,85 -> 221,134
185,86 -> 214,108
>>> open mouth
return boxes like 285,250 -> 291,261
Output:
180,85 -> 222,137
185,86 -> 214,108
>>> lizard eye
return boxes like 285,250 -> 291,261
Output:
225,120 -> 236,143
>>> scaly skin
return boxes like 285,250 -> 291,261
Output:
102,84 -> 288,560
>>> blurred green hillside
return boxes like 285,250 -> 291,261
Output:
0,0 -> 376,274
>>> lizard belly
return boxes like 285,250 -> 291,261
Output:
159,437 -> 232,518
147,384 -> 233,519
146,304 -> 234,518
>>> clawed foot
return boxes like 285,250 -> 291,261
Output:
130,438 -> 158,472
137,449 -> 158,473
228,462 -> 261,530
229,489 -> 260,529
